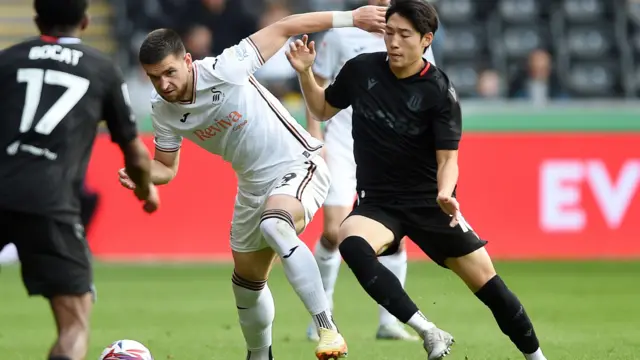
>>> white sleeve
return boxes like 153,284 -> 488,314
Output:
152,109 -> 182,152
312,30 -> 341,80
425,46 -> 436,65
199,38 -> 265,85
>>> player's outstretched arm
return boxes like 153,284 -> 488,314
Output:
288,36 -> 352,121
305,73 -> 329,139
249,5 -> 386,65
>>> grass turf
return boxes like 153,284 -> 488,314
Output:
1,261 -> 639,359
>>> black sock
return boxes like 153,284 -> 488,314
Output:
475,275 -> 540,354
48,356 -> 72,360
339,236 -> 419,323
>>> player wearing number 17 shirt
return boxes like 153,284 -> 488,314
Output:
116,6 -> 387,360
291,1 -> 548,360
0,1 -> 157,359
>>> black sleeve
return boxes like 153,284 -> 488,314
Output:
102,65 -> 138,146
324,59 -> 353,110
432,84 -> 462,150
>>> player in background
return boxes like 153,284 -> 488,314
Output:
117,7 -> 386,360
0,1 -> 158,359
304,0 -> 436,342
289,1 -> 548,359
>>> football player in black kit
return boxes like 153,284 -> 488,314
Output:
288,1 -> 548,359
0,0 -> 159,359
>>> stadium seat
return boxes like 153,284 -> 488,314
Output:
565,25 -> 615,58
498,0 -> 540,23
562,0 -> 607,22
442,62 -> 479,97
502,25 -> 548,58
436,0 -> 476,24
440,25 -> 485,60
565,60 -> 620,97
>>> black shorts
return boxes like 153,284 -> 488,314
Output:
0,210 -> 93,298
348,195 -> 487,267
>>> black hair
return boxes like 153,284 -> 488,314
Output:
139,29 -> 186,65
386,0 -> 439,36
34,0 -> 88,32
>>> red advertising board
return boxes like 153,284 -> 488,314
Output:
86,134 -> 640,261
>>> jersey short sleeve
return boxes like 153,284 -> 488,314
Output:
433,85 -> 462,150
102,66 -> 138,146
324,59 -> 354,110
199,38 -> 265,85
313,30 -> 341,80
151,108 -> 182,152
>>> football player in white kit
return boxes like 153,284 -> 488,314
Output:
304,0 -> 436,342
117,6 -> 387,360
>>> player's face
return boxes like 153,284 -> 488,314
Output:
142,53 -> 193,103
384,13 -> 433,69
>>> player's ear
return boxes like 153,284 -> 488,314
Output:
184,53 -> 193,70
421,32 -> 433,49
80,14 -> 90,32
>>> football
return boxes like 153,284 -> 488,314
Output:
99,339 -> 154,360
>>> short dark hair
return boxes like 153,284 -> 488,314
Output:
386,0 -> 439,36
139,29 -> 186,65
34,0 -> 88,30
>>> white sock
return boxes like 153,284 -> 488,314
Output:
0,243 -> 19,265
524,348 -> 546,360
378,249 -> 408,326
406,311 -> 435,337
314,238 -> 341,310
260,215 -> 337,331
232,275 -> 274,360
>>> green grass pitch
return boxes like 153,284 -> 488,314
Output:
1,261 -> 639,359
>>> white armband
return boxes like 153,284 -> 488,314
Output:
332,11 -> 354,28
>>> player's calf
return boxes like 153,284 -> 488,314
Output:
49,293 -> 93,360
258,204 -> 339,333
445,249 -> 547,360
231,271 -> 275,360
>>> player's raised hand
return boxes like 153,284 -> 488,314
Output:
436,194 -> 461,227
118,168 -> 136,190
353,5 -> 387,34
286,34 -> 316,73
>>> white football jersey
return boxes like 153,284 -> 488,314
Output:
313,28 -> 436,143
152,38 -> 322,185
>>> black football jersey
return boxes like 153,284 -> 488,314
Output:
0,36 -> 137,223
324,52 -> 462,200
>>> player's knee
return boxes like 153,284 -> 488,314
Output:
259,211 -> 299,256
320,229 -> 340,250
232,271 -> 267,305
339,236 -> 376,266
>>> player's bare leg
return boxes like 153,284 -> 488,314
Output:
445,248 -> 547,360
232,248 -> 277,360
338,215 -> 453,360
48,293 -> 93,360
261,194 -> 347,359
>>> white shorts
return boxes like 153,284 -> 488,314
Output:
323,126 -> 356,207
230,156 -> 331,253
